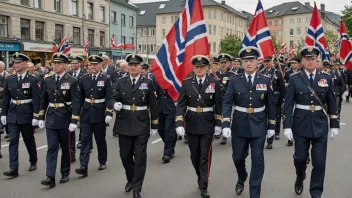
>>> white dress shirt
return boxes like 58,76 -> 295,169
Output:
244,71 -> 256,84
304,69 -> 316,80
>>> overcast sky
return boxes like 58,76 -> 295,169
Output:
130,0 -> 347,15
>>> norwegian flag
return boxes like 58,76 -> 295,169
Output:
242,0 -> 275,59
289,43 -> 295,55
279,43 -> 287,54
151,0 -> 209,101
333,38 -> 340,49
339,19 -> 352,70
305,2 -> 329,60
84,40 -> 89,56
58,36 -> 70,54
111,35 -> 118,49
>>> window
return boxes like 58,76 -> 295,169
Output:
159,4 -> 165,9
150,44 -> 154,52
111,11 -> 117,23
208,10 -> 211,19
279,20 -> 282,25
269,21 -> 272,26
150,29 -> 155,36
0,16 -> 8,37
290,29 -> 294,36
297,18 -> 301,23
129,37 -> 134,45
140,10 -> 146,15
88,29 -> 94,45
138,45 -> 141,51
55,24 -> 63,44
100,31 -> 105,47
100,7 -> 105,22
121,36 -> 126,44
35,21 -> 44,41
87,3 -> 93,20
54,0 -> 61,12
20,0 -> 29,6
221,12 -> 224,21
290,18 -> 294,23
171,16 -> 179,23
162,29 -> 165,38
296,28 -> 300,35
143,29 -> 148,36
121,14 -> 125,26
72,0 -> 77,16
73,27 -> 80,45
305,27 -> 308,33
208,25 -> 212,35
162,17 -> 166,24
20,19 -> 30,40
279,30 -> 282,36
213,42 -> 216,53
129,16 -> 134,27
272,30 -> 276,36
274,20 -> 278,26
213,25 -> 216,35
213,10 -> 217,19
306,17 -> 311,22
33,0 -> 41,8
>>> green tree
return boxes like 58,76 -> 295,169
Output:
342,2 -> 352,37
219,34 -> 242,57
324,30 -> 339,47
271,35 -> 281,52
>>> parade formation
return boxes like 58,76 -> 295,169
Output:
0,0 -> 352,198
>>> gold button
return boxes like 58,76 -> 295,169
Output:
250,104 -> 252,106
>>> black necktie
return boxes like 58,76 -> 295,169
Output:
19,75 -> 22,82
309,73 -> 313,86
248,75 -> 252,88
73,72 -> 76,78
56,75 -> 60,84
199,79 -> 203,90
93,75 -> 96,82
132,78 -> 136,89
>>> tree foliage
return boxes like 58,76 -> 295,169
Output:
342,2 -> 352,37
324,30 -> 339,47
219,34 -> 243,57
271,35 -> 281,52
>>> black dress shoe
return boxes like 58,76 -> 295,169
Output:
59,175 -> 69,184
162,156 -> 171,163
214,135 -> 221,139
235,173 -> 248,195
75,166 -> 88,176
275,135 -> 280,140
71,154 -> 76,163
77,142 -> 81,149
287,140 -> 293,146
28,164 -> 37,171
200,188 -> 210,198
178,135 -> 182,140
133,191 -> 141,198
220,137 -> 227,145
266,143 -> 273,149
3,169 -> 19,177
41,176 -> 56,187
294,174 -> 306,195
98,164 -> 106,170
125,182 -> 133,192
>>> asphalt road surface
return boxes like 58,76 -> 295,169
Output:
0,102 -> 352,198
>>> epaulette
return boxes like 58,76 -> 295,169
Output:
82,73 -> 90,76
66,73 -> 78,81
10,73 -> 16,76
184,75 -> 193,81
322,71 -> 331,76
260,73 -> 270,78
228,70 -> 236,75
290,72 -> 300,76
208,76 -> 218,81
44,74 -> 53,79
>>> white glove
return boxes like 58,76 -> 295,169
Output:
284,128 -> 293,141
176,127 -> 185,137
150,129 -> 158,136
343,91 -> 349,99
267,130 -> 275,138
69,123 -> 77,132
222,128 -> 231,138
32,119 -> 39,126
1,116 -> 6,125
105,116 -> 113,123
114,102 -> 122,111
330,128 -> 339,140
38,120 -> 45,129
214,126 -> 222,136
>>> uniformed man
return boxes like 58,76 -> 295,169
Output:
116,61 -> 129,79
112,54 -> 158,198
102,55 -> 117,90
260,56 -> 285,149
283,46 -> 339,198
222,47 -> 276,198
211,56 -> 219,74
175,55 -> 222,198
39,53 -> 81,187
284,58 -> 300,85
231,58 -> 244,74
67,55 -> 88,159
75,55 -> 113,176
210,53 -> 236,144
329,61 -> 346,120
1,53 -> 41,177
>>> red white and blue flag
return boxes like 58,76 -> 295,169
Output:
305,2 -> 329,60
289,43 -> 295,55
58,36 -> 70,54
339,19 -> 352,70
151,0 -> 209,101
279,43 -> 287,54
84,40 -> 89,57
242,0 -> 275,59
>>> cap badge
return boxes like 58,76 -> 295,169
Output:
92,56 -> 96,60
222,54 -> 225,58
132,54 -> 135,58
246,48 -> 251,53
15,52 -> 19,57
308,47 -> 313,52
197,56 -> 202,61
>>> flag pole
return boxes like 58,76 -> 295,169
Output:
208,54 -> 219,80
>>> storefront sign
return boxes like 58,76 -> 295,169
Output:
23,42 -> 52,52
70,48 -> 86,56
0,42 -> 20,51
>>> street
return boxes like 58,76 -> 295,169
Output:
0,102 -> 351,198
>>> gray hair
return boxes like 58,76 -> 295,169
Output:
0,61 -> 4,66
119,61 -> 128,66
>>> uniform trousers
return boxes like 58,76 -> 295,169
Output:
186,132 -> 213,189
45,128 -> 70,178
119,134 -> 150,192
8,123 -> 37,169
158,112 -> 177,156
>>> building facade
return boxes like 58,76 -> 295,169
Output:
0,0 -> 109,66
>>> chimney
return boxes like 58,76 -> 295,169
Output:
320,3 -> 326,19
304,2 -> 310,7
221,0 -> 225,5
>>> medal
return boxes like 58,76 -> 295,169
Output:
63,91 -> 66,95
142,95 -> 145,101
210,95 -> 213,99
261,94 -> 264,100
24,90 -> 28,94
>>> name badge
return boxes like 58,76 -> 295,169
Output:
205,83 -> 215,93
318,79 -> 328,87
139,83 -> 148,90
60,83 -> 70,90
97,81 -> 104,87
256,84 -> 267,91
22,83 -> 30,88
